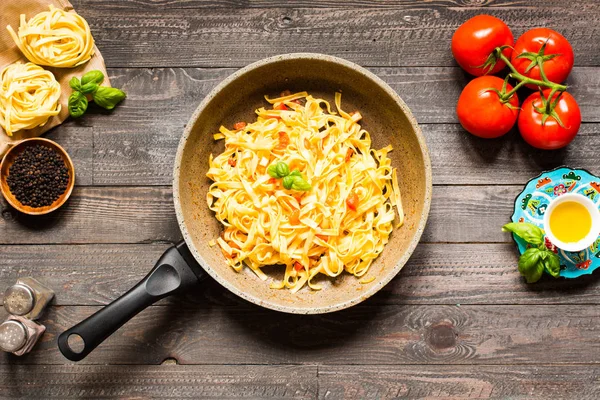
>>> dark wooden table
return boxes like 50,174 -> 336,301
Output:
1,0 -> 599,398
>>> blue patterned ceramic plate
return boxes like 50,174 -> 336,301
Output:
511,167 -> 600,278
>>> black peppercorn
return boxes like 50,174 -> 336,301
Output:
6,145 -> 69,208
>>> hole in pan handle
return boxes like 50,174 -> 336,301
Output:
57,241 -> 203,362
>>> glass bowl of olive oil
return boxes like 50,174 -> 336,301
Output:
544,193 -> 600,252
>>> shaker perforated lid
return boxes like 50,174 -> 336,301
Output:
0,320 -> 27,352
3,284 -> 34,316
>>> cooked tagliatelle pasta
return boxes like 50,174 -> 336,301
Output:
0,62 -> 61,136
7,5 -> 95,68
207,91 -> 404,292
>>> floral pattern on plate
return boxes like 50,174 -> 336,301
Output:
511,167 -> 600,278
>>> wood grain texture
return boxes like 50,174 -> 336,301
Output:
73,0 -> 599,9
318,365 -> 600,399
68,5 -> 600,68
2,0 -> 599,389
1,364 -> 597,399
0,364 -> 317,399
1,185 -> 522,244
85,66 -> 600,186
95,66 -> 600,125
44,126 -> 93,186
1,244 -> 598,306
91,121 -> 600,186
0,187 -> 179,244
3,304 -> 599,365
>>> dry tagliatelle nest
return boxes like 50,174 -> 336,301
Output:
7,5 -> 95,68
0,62 -> 61,136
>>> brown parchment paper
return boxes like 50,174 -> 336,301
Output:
0,0 -> 110,157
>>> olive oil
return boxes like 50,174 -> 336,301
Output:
549,201 -> 592,243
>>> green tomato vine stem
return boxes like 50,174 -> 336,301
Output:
495,50 -> 567,100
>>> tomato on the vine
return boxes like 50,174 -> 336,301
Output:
518,90 -> 581,150
511,28 -> 574,89
457,76 -> 519,138
451,15 -> 514,76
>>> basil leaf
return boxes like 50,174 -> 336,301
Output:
525,261 -> 544,283
81,70 -> 105,86
68,91 -> 88,118
92,86 -> 126,110
542,251 -> 561,278
518,248 -> 541,270
518,248 -> 544,283
290,176 -> 311,191
282,175 -> 294,190
80,81 -> 99,95
267,164 -> 278,178
69,77 -> 81,91
268,162 -> 290,178
275,161 -> 290,178
289,170 -> 301,177
502,222 -> 544,245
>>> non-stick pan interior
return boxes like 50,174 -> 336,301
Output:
174,54 -> 431,313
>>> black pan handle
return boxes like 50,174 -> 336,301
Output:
58,242 -> 202,361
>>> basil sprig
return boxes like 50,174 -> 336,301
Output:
267,161 -> 311,191
502,222 -> 561,283
68,70 -> 126,118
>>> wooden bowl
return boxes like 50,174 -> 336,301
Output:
0,137 -> 75,215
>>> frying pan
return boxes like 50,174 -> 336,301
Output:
58,53 -> 432,361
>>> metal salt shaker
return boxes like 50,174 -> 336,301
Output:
0,316 -> 45,356
3,277 -> 54,320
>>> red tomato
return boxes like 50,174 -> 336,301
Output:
277,131 -> 290,149
452,15 -> 514,76
518,90 -> 581,150
289,209 -> 301,225
346,191 -> 359,211
233,121 -> 246,130
456,76 -> 519,138
511,28 -> 574,89
294,261 -> 304,272
345,148 -> 353,162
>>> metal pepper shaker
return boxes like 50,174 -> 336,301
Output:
0,316 -> 46,356
3,277 -> 54,320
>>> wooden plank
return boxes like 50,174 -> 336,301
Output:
94,65 -> 599,126
0,185 -> 536,244
95,67 -> 600,123
43,126 -> 94,186
318,365 -> 600,399
67,5 -> 600,68
1,243 -> 598,307
91,121 -> 600,186
4,304 -> 598,365
0,244 -> 171,307
73,0 -> 598,9
0,364 -> 317,399
92,121 -> 600,187
87,66 -> 600,185
0,187 -> 180,245
423,184 -> 517,243
424,123 -> 600,186
1,363 -> 597,399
